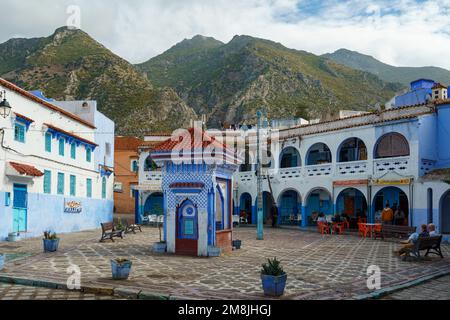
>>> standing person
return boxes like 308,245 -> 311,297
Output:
394,204 -> 405,226
381,202 -> 394,225
271,205 -> 278,228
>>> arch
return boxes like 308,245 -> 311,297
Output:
279,147 -> 301,168
306,143 -> 332,166
373,187 -> 409,225
176,198 -> 198,241
144,192 -> 164,216
239,193 -> 252,224
337,138 -> 368,162
336,188 -> 368,228
144,155 -> 157,171
277,189 -> 302,225
216,185 -> 225,230
305,188 -> 333,225
254,191 -> 274,224
374,132 -> 410,159
440,190 -> 450,234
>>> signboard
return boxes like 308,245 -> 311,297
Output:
372,178 -> 411,186
114,182 -> 123,193
333,179 -> 368,186
64,200 -> 82,214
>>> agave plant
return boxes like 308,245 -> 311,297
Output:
261,258 -> 286,276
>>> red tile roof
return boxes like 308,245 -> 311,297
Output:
44,123 -> 98,146
9,162 -> 44,177
0,78 -> 96,129
14,112 -> 35,123
151,127 -> 232,153
115,136 -> 143,151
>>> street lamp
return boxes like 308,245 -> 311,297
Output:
256,110 -> 266,241
0,91 -> 12,119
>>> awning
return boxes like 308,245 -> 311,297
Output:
7,162 -> 44,178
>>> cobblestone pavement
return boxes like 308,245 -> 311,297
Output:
0,283 -> 119,300
1,227 -> 449,300
382,275 -> 450,300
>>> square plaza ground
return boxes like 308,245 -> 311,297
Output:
0,227 -> 449,300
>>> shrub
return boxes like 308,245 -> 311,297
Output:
261,258 -> 285,276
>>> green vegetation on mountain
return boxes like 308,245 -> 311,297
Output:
138,35 -> 401,127
322,49 -> 450,86
0,27 -> 195,135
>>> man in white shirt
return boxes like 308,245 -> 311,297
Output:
428,223 -> 439,236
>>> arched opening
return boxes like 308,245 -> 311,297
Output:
255,191 -> 274,224
373,187 -> 409,225
375,132 -> 410,159
278,190 -> 302,225
338,138 -> 367,162
239,193 -> 252,224
305,188 -> 332,225
144,155 -> 158,171
440,190 -> 450,234
216,187 -> 225,230
306,143 -> 332,166
279,147 -> 301,168
336,188 -> 368,229
144,192 -> 164,216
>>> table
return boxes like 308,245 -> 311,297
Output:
360,223 -> 382,238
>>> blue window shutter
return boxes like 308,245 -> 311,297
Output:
59,139 -> 65,156
14,123 -> 25,143
71,143 -> 76,159
70,175 -> 76,196
57,173 -> 65,195
86,147 -> 92,162
45,133 -> 52,152
102,177 -> 106,199
86,178 -> 92,198
44,170 -> 51,194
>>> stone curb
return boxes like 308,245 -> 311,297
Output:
355,269 -> 450,300
0,274 -> 185,300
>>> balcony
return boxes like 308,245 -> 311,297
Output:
278,167 -> 302,179
305,163 -> 332,177
336,161 -> 368,176
373,156 -> 410,175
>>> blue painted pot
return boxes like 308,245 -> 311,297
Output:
152,242 -> 167,253
232,240 -> 242,250
261,273 -> 287,297
0,254 -> 5,271
43,239 -> 59,252
111,260 -> 132,280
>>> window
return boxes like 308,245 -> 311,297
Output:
70,143 -> 76,159
86,178 -> 92,198
59,138 -> 65,156
44,170 -> 51,194
70,175 -> 76,197
375,133 -> 410,159
57,173 -> 65,195
14,123 -> 26,143
105,142 -> 111,156
45,133 -> 52,152
102,177 -> 106,199
131,160 -> 138,172
86,147 -> 92,163
427,188 -> 433,224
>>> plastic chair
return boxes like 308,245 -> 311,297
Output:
317,222 -> 330,235
333,222 -> 345,235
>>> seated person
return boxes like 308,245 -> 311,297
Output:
317,212 -> 327,223
395,224 -> 429,256
332,213 -> 342,223
428,223 -> 439,236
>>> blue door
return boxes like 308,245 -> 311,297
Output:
13,184 -> 28,233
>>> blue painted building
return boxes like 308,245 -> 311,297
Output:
0,78 -> 114,241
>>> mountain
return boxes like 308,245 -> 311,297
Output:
322,49 -> 450,86
0,27 -> 196,135
137,35 -> 401,127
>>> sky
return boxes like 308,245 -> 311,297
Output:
2,0 -> 450,69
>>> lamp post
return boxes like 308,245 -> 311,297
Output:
256,110 -> 264,240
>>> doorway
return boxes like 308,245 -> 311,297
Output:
13,184 -> 28,233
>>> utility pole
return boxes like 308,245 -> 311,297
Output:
256,110 -> 264,240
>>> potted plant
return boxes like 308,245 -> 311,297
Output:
111,258 -> 132,280
0,253 -> 5,271
232,239 -> 242,250
43,231 -> 59,252
260,258 -> 287,297
152,225 -> 167,253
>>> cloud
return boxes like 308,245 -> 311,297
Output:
1,0 -> 450,70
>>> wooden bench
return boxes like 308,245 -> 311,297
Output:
124,219 -> 142,234
374,225 -> 416,240
100,222 -> 124,242
403,235 -> 444,261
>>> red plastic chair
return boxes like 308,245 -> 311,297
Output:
317,222 -> 330,235
333,222 -> 345,235
358,223 -> 369,238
